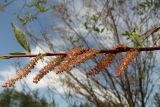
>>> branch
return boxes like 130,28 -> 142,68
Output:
1,46 -> 160,59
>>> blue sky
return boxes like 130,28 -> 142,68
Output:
0,1 -> 24,67
0,1 -> 69,107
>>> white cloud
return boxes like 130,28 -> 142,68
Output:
0,66 -> 16,85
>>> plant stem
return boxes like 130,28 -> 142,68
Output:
0,46 -> 160,59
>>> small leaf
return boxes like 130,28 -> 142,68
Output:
36,0 -> 46,4
122,31 -> 129,36
25,13 -> 37,20
84,22 -> 88,29
122,29 -> 143,47
9,52 -> 27,55
35,5 -> 46,12
91,15 -> 97,22
92,25 -> 100,33
17,15 -> 27,25
11,23 -> 31,52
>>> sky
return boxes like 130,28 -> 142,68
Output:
0,1 -> 69,107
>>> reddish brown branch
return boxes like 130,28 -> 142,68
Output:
0,46 -> 160,59
100,46 -> 160,53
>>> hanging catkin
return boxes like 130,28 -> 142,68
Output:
56,48 -> 100,74
116,48 -> 139,76
55,48 -> 87,74
89,54 -> 115,75
2,53 -> 44,87
33,56 -> 64,83
88,44 -> 127,75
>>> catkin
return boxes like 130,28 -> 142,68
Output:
2,53 -> 44,87
33,56 -> 64,83
116,48 -> 139,76
88,44 -> 127,75
56,48 -> 100,74
55,48 -> 87,74
88,45 -> 126,75
89,54 -> 115,75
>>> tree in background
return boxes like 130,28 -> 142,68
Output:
0,0 -> 160,107
0,89 -> 49,107
0,89 -> 91,107
154,92 -> 160,107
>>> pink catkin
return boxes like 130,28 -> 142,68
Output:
88,45 -> 126,75
116,48 -> 139,77
33,56 -> 64,83
89,54 -> 115,75
2,54 -> 44,87
55,48 -> 87,74
56,48 -> 100,74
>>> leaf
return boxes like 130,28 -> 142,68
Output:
94,27 -> 100,33
36,0 -> 46,4
122,29 -> 144,47
35,5 -> 46,12
92,25 -> 100,33
122,31 -> 129,36
84,22 -> 88,29
91,15 -> 97,22
25,13 -> 37,20
11,23 -> 31,52
9,52 -> 27,55
17,15 -> 27,25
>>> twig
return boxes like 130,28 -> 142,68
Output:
0,46 -> 160,59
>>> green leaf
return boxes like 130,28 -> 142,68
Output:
17,15 -> 27,25
92,25 -> 100,33
122,31 -> 129,36
122,29 -> 144,47
91,15 -> 97,22
93,27 -> 100,32
25,13 -> 37,20
35,5 -> 46,12
84,22 -> 88,29
36,0 -> 46,4
9,52 -> 27,55
11,23 -> 31,52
